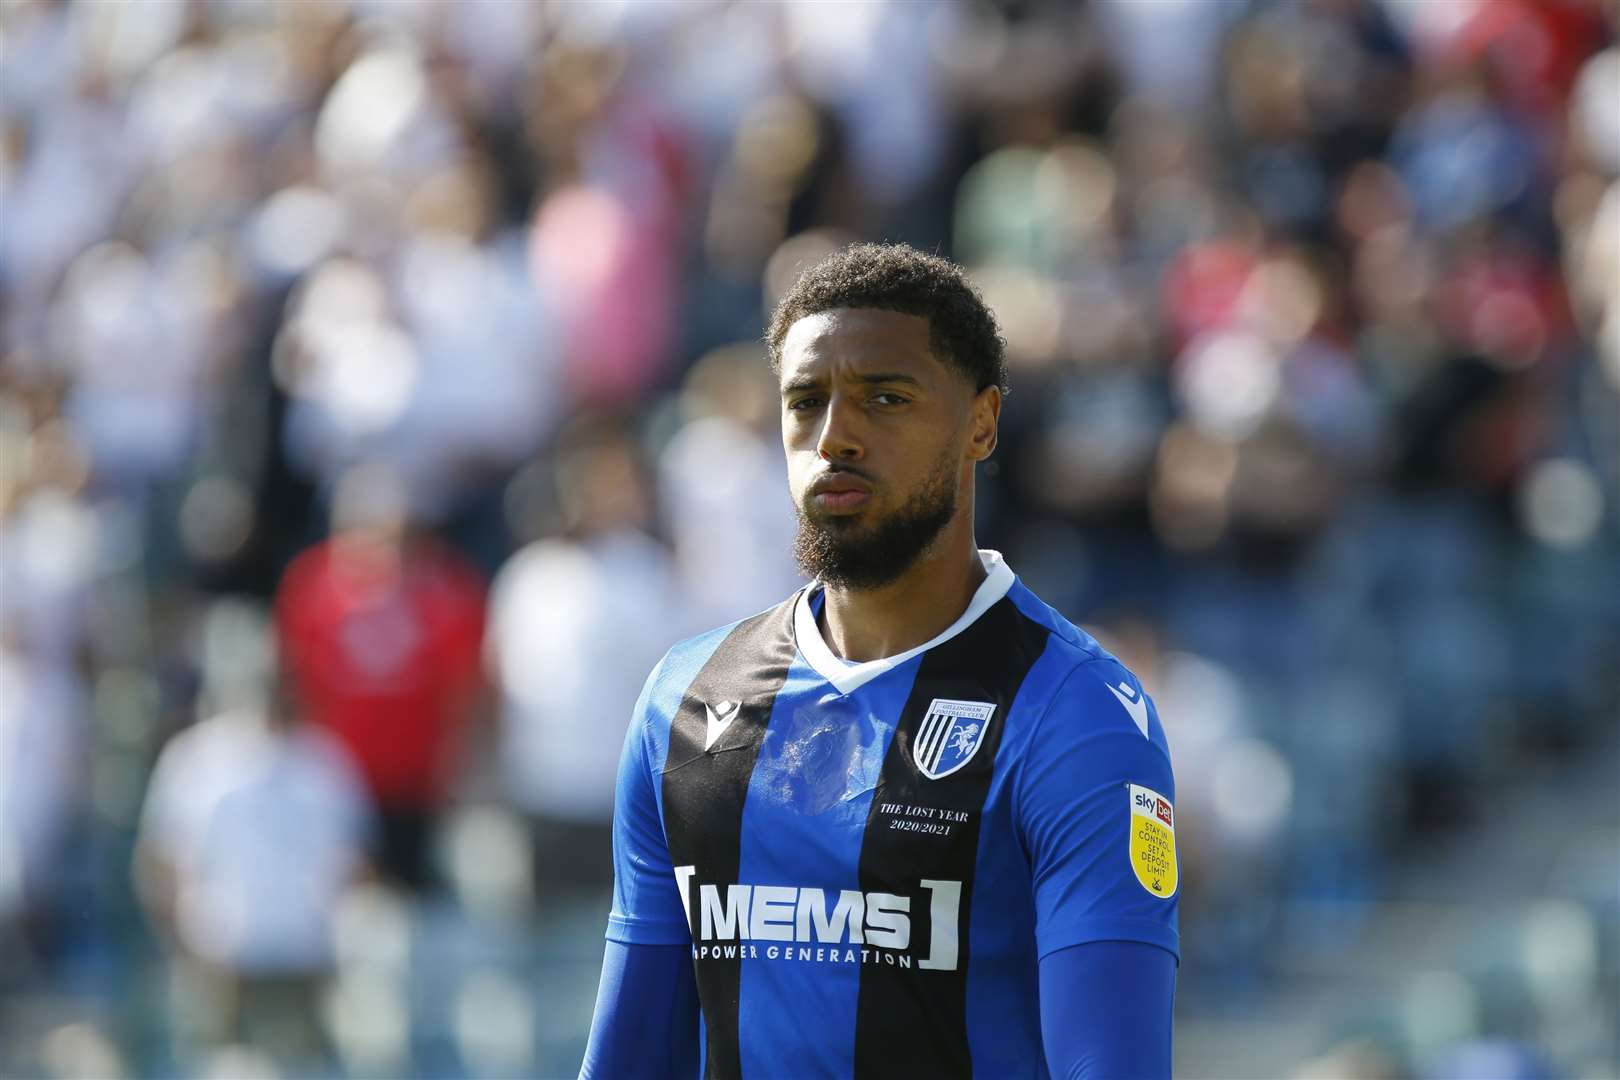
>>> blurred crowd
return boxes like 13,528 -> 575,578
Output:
1,0 -> 1616,1077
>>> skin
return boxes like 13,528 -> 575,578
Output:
779,307 -> 1001,662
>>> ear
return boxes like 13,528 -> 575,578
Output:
965,385 -> 1001,462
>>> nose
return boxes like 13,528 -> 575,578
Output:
815,394 -> 864,462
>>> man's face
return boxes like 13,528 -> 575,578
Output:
779,308 -> 998,589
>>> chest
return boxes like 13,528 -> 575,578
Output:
662,672 -> 1023,897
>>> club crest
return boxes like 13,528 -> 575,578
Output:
913,699 -> 997,780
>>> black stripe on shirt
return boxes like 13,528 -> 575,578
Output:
853,595 -> 1050,1079
661,599 -> 797,1080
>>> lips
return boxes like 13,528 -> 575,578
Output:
808,472 -> 873,512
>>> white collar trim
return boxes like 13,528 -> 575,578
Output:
794,549 -> 1016,695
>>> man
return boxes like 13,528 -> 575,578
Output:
582,244 -> 1178,1079
135,620 -> 371,1073
487,417 -> 687,894
275,463 -> 486,889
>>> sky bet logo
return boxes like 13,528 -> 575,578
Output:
673,867 -> 963,971
1135,790 -> 1172,828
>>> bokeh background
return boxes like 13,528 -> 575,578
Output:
2,0 -> 1618,1077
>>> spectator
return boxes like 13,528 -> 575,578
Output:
657,342 -> 802,628
133,646 -> 371,1073
275,462 -> 486,888
485,418 -> 684,896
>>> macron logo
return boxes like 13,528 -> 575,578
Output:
704,700 -> 741,750
1106,681 -> 1151,739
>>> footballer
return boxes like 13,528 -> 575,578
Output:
581,243 -> 1178,1079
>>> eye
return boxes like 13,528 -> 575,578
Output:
787,396 -> 824,412
872,392 -> 909,406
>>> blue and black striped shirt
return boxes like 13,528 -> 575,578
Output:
608,551 -> 1178,1078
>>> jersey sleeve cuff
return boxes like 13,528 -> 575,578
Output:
1036,917 -> 1180,964
605,913 -> 693,946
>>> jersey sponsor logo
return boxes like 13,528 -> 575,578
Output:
703,699 -> 741,750
913,699 -> 997,780
672,867 -> 964,970
1106,680 -> 1151,739
1127,784 -> 1178,898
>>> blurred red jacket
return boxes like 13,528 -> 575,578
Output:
275,536 -> 486,810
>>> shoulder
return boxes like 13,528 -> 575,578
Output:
1005,580 -> 1168,753
616,593 -> 800,780
636,590 -> 803,717
155,712 -> 250,775
411,540 -> 487,600
275,541 -> 332,602
143,714 -> 258,831
291,726 -> 370,793
1005,579 -> 1107,663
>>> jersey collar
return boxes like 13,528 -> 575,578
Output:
793,549 -> 1016,696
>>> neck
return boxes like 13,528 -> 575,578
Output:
817,515 -> 986,663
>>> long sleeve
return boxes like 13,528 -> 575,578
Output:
579,940 -> 701,1079
1039,940 -> 1176,1079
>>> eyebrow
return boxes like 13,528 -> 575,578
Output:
781,372 -> 924,395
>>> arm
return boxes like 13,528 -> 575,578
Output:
1039,940 -> 1176,1080
579,941 -> 700,1080
1019,658 -> 1181,1075
582,659 -> 701,1077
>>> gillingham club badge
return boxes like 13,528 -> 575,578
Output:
1128,784 -> 1178,898
914,699 -> 997,780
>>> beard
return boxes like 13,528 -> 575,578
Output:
793,449 -> 959,590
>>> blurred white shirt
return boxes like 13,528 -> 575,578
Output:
658,415 -> 803,629
138,711 -> 370,975
486,529 -> 689,824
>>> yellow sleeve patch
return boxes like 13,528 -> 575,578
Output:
1128,784 -> 1178,898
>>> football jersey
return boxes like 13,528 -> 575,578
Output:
608,550 -> 1178,1079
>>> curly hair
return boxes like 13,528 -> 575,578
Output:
766,243 -> 1008,394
